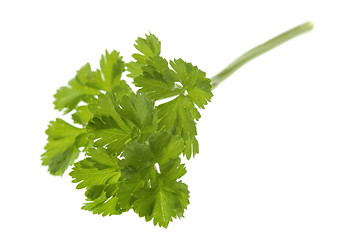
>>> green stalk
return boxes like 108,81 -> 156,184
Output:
211,21 -> 314,88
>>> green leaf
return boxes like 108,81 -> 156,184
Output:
118,92 -> 158,140
98,141 -> 155,212
82,184 -> 123,216
72,105 -> 93,126
157,95 -> 199,159
42,33 -> 214,228
70,148 -> 121,189
120,141 -> 156,180
88,92 -> 122,119
170,58 -> 213,109
133,56 -> 181,100
134,33 -> 161,57
149,131 -> 184,166
132,180 -> 189,228
99,50 -> 126,91
87,87 -> 134,154
120,133 -> 189,228
87,89 -> 157,155
132,56 -> 212,109
129,55 -> 212,159
184,137 -> 199,160
41,118 -> 85,176
70,148 -> 123,216
87,116 -> 132,155
127,33 -> 161,78
54,64 -> 99,113
54,51 -> 126,113
157,96 -> 196,136
87,84 -> 132,125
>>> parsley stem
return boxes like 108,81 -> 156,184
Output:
211,21 -> 314,88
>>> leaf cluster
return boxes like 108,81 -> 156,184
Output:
41,34 -> 213,228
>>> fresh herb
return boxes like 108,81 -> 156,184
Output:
42,22 -> 313,228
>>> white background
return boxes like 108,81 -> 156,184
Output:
1,0 -> 361,239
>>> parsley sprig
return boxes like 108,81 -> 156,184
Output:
42,22 -> 313,228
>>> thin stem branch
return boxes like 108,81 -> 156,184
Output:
211,21 -> 314,88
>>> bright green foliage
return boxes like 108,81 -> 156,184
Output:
131,52 -> 213,159
133,56 -> 182,100
133,180 -> 189,228
72,105 -> 92,126
53,50 -> 125,113
70,148 -> 123,216
42,22 -> 314,227
82,185 -> 123,216
127,33 -> 161,79
119,132 -> 189,227
157,95 -> 200,159
170,59 -> 213,109
70,148 -> 121,189
41,119 -> 86,176
42,33 -> 213,228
